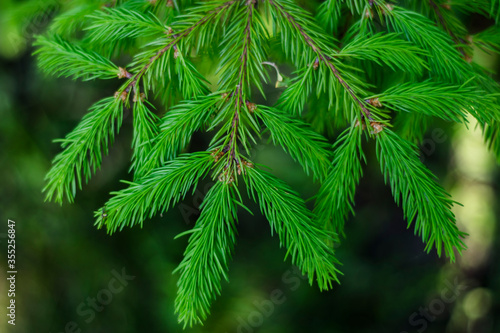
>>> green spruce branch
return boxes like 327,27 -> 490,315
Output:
33,0 -> 500,327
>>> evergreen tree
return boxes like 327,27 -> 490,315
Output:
31,0 -> 500,326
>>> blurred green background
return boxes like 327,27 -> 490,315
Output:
1,1 -> 499,332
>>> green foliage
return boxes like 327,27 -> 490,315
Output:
174,181 -> 240,327
473,26 -> 500,54
32,0 -> 500,327
255,105 -> 331,180
338,32 -> 428,75
265,0 -> 337,68
244,166 -> 341,289
484,120 -> 500,163
84,7 -> 168,44
44,97 -> 123,204
450,0 -> 490,16
378,5 -> 473,81
376,129 -> 467,261
135,93 -> 225,178
49,1 -> 105,36
217,3 -> 269,96
369,80 -> 500,123
314,126 -> 365,237
270,0 -> 371,123
394,111 -> 432,144
34,35 -> 120,80
96,151 -> 213,233
130,99 -> 159,177
128,36 -> 209,102
492,0 -> 500,22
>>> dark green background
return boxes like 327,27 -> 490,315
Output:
1,1 -> 499,332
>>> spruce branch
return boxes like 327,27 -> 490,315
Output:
427,0 -> 470,58
31,0 -> 500,327
484,120 -> 500,163
135,93 -> 226,178
172,0 -> 238,50
376,129 -> 467,262
449,0 -> 489,16
123,0 -> 237,96
172,48 -> 211,99
267,0 -> 372,120
394,112 -> 432,144
226,0 -> 255,168
343,0 -> 372,15
255,105 -> 331,181
316,0 -> 342,34
49,2 -> 104,36
96,151 -> 213,233
43,97 -> 123,204
128,41 -> 210,104
314,126 -> 365,237
372,3 -> 473,81
130,99 -> 159,177
84,7 -> 169,44
368,80 -> 500,124
217,0 -> 269,95
276,59 -> 371,131
244,166 -> 342,290
337,32 -> 428,75
34,35 -> 120,81
174,181 -> 241,327
472,26 -> 500,55
214,0 -> 264,179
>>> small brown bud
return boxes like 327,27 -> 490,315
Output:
246,101 -> 257,113
242,160 -> 254,169
370,121 -> 385,134
354,119 -> 367,130
442,3 -> 451,10
218,172 -> 234,183
221,92 -> 229,99
313,58 -> 319,70
165,26 -> 173,35
166,0 -> 174,7
114,91 -> 128,102
365,8 -> 374,18
173,45 -> 180,59
211,149 -> 225,163
133,92 -> 146,103
367,97 -> 382,108
117,67 -> 132,79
